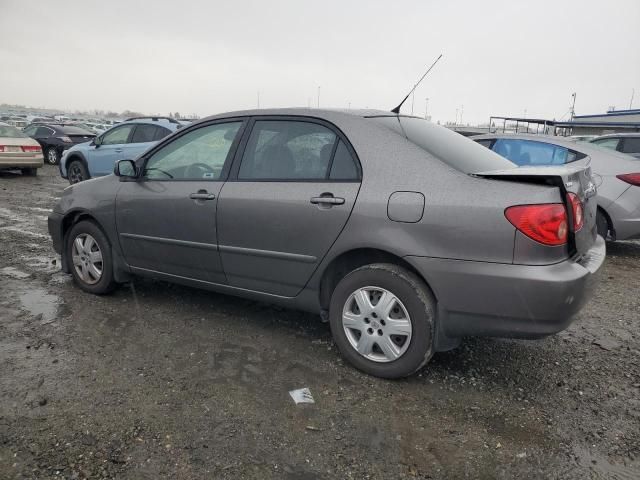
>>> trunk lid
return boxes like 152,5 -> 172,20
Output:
474,164 -> 598,257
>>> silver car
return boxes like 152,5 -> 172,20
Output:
48,109 -> 605,378
473,134 -> 640,241
590,133 -> 640,159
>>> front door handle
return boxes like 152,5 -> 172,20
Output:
114,148 -> 123,153
310,195 -> 345,206
189,190 -> 216,201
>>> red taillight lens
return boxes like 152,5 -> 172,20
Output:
616,173 -> 640,186
22,145 -> 42,153
567,192 -> 584,232
505,204 -> 568,246
0,145 -> 4,152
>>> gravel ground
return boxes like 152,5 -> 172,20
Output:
0,165 -> 639,479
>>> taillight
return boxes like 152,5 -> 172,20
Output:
22,145 -> 42,153
616,173 -> 640,186
567,192 -> 584,231
505,204 -> 568,246
0,145 -> 4,152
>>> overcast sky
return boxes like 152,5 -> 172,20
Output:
1,0 -> 639,124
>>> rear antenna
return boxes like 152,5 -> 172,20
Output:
391,54 -> 443,114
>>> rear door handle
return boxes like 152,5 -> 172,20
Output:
310,195 -> 345,205
189,191 -> 216,201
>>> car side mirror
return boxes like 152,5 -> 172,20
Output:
93,136 -> 101,147
114,159 -> 137,179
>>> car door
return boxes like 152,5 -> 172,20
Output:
217,118 -> 361,297
115,120 -> 245,284
89,124 -> 136,176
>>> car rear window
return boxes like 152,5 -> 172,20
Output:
621,137 -> 640,153
0,125 -> 28,138
370,116 -> 515,174
60,126 -> 95,135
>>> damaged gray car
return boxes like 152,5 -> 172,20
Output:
48,109 -> 605,378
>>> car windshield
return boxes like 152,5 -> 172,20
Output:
0,124 -> 28,138
370,116 -> 515,174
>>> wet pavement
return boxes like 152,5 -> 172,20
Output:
0,166 -> 639,479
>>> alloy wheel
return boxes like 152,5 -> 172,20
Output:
47,149 -> 58,165
69,164 -> 84,184
71,233 -> 103,285
342,286 -> 412,363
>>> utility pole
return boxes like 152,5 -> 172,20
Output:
425,97 -> 429,119
317,86 -> 321,108
570,92 -> 576,121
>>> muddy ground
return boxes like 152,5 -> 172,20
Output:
0,165 -> 638,479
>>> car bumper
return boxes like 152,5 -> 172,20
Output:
406,235 -> 606,342
0,154 -> 44,168
606,185 -> 640,240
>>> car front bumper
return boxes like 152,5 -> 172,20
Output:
406,235 -> 606,342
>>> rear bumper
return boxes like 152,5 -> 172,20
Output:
0,154 -> 44,168
406,235 -> 606,343
607,186 -> 640,240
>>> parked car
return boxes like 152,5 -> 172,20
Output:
0,122 -> 43,175
48,109 -> 605,378
23,123 -> 95,165
472,134 -> 640,241
569,134 -> 598,142
590,133 -> 640,159
59,117 -> 181,184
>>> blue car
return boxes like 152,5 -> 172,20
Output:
60,117 -> 183,183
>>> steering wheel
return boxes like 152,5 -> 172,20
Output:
185,162 -> 215,179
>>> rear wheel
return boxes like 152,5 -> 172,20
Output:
21,167 -> 37,176
596,209 -> 609,240
68,160 -> 89,184
329,263 -> 435,379
67,220 -> 116,294
46,147 -> 59,165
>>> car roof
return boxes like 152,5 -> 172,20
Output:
198,107 -> 399,123
114,118 -> 181,129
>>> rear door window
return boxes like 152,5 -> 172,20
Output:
35,127 -> 53,137
238,120 -> 338,180
131,124 -> 160,143
620,137 -> 640,154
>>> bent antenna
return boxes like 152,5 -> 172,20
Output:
391,54 -> 443,114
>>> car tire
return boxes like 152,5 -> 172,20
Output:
329,263 -> 435,379
68,160 -> 89,184
596,210 -> 609,240
46,147 -> 59,165
21,167 -> 37,176
66,220 -> 117,295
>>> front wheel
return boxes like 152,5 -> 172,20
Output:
329,263 -> 435,379
66,220 -> 116,294
46,147 -> 59,165
68,160 -> 89,184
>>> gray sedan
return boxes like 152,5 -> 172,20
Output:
48,109 -> 605,378
473,134 -> 640,241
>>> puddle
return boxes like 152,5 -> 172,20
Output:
18,288 -> 60,323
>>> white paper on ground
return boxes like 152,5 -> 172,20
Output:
289,387 -> 315,404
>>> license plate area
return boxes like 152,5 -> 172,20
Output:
5,146 -> 21,153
